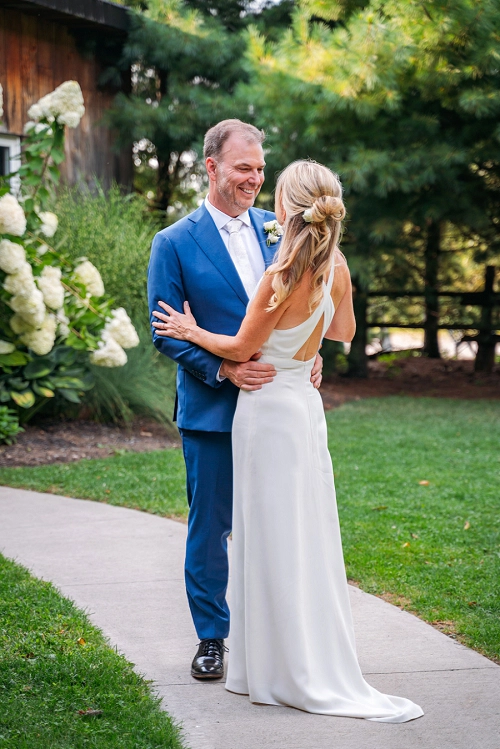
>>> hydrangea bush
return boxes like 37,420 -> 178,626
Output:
0,81 -> 139,433
0,405 -> 23,445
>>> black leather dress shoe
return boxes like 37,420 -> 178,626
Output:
191,638 -> 227,680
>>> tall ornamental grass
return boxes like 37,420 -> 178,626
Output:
85,322 -> 176,427
55,185 -> 161,323
53,188 -> 177,426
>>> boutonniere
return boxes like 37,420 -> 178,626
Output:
263,219 -> 284,246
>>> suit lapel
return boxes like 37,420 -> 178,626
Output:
188,205 -> 249,306
249,208 -> 280,269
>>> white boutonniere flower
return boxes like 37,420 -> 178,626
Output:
263,219 -> 284,246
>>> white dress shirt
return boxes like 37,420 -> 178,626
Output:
204,196 -> 265,379
204,196 -> 265,290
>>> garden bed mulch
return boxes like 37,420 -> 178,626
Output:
0,418 -> 179,468
320,357 -> 500,410
1,358 -> 498,468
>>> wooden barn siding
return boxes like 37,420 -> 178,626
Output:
0,7 -> 131,188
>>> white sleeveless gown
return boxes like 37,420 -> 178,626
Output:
226,272 -> 424,722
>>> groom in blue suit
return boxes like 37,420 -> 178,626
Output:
148,120 -> 322,679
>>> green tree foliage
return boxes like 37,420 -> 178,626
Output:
242,0 -> 500,370
184,0 -> 251,30
108,1 -> 295,209
183,0 -> 295,36
107,0 -> 245,211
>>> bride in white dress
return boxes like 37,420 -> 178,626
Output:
153,160 -> 423,723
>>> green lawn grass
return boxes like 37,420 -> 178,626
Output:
1,397 -> 498,662
328,397 -> 500,663
0,449 -> 187,518
0,555 -> 185,749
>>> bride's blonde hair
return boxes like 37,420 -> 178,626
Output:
267,160 -> 345,312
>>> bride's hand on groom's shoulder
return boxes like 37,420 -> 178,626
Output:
152,301 -> 197,341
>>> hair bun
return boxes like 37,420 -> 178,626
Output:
308,195 -> 345,223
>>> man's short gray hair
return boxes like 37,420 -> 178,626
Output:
203,119 -> 265,160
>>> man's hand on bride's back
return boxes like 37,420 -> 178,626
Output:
310,352 -> 323,390
220,352 -> 276,391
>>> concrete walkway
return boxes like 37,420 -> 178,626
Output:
0,487 -> 499,749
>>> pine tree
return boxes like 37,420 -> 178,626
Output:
242,0 -> 500,371
106,1 -> 295,211
106,0 -> 245,212
185,0 -> 295,36
183,0 -> 250,31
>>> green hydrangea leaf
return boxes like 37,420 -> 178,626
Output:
32,382 -> 55,398
10,390 -> 36,408
58,388 -> 81,403
0,352 -> 30,367
24,358 -> 54,379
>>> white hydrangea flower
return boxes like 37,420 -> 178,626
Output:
73,260 -> 105,297
36,265 -> 65,310
0,340 -> 15,354
0,193 -> 27,237
102,307 -> 140,349
57,111 -> 82,128
38,211 -> 58,238
37,243 -> 49,256
20,314 -> 57,356
55,309 -> 70,339
50,81 -> 85,127
10,313 -> 34,335
9,288 -> 46,328
27,102 -> 46,122
0,239 -> 26,274
29,92 -> 56,123
3,262 -> 36,298
24,121 -> 52,135
28,81 -> 85,129
90,335 -> 127,368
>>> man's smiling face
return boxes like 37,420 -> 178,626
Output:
206,132 -> 265,217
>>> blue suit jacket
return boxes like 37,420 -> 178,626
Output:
148,203 -> 279,432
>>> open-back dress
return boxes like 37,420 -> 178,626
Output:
226,269 -> 424,723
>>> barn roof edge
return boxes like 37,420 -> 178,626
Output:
4,0 -> 131,33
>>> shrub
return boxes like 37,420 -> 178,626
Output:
0,82 -> 140,424
54,185 -> 161,324
0,405 -> 23,444
52,190 -> 177,426
1,82 -> 177,428
82,323 -> 176,428
1,344 -> 95,424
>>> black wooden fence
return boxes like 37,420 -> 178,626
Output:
352,265 -> 499,374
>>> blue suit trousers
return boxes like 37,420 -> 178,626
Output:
180,429 -> 233,640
